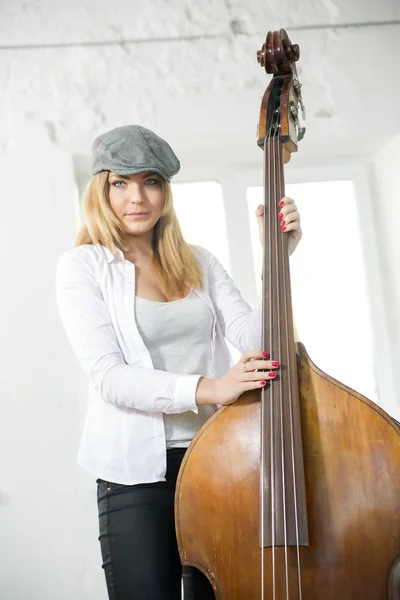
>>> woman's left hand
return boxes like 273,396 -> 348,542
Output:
255,196 -> 302,256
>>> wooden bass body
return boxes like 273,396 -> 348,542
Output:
175,343 -> 400,599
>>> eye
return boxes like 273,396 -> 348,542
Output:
145,178 -> 160,185
111,180 -> 125,187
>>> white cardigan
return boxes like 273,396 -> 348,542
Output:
55,243 -> 262,484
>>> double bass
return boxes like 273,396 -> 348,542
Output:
175,29 -> 400,599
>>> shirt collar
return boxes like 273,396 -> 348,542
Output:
101,244 -> 124,263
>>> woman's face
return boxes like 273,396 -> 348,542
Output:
108,171 -> 165,239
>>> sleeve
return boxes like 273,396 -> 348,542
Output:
55,251 -> 200,414
206,249 -> 263,353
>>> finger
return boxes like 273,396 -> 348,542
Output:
280,209 -> 300,227
243,371 -> 276,383
240,373 -> 276,391
278,203 -> 298,219
239,350 -> 269,363
281,221 -> 301,233
242,359 -> 280,371
255,204 -> 264,215
238,380 -> 265,394
278,196 -> 295,208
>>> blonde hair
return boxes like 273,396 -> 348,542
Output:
75,172 -> 204,299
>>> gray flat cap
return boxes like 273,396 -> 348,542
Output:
91,124 -> 180,182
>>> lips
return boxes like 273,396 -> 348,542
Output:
127,212 -> 148,215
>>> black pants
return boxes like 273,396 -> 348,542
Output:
96,447 -> 215,600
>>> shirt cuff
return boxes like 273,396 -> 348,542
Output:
174,374 -> 201,414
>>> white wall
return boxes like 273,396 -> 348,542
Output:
371,132 -> 400,409
0,122 -> 108,599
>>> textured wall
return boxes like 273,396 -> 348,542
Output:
0,0 -> 399,158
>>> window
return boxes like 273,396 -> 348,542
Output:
247,180 -> 378,403
172,181 -> 230,272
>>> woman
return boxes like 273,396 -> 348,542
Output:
55,124 -> 302,600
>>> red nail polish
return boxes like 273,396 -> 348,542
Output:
260,381 -> 267,386
257,204 -> 262,210
281,226 -> 286,231
263,352 -> 270,358
268,372 -> 276,378
281,220 -> 286,226
278,213 -> 283,219
279,200 -> 284,206
272,361 -> 280,367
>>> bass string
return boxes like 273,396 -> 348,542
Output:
272,121 -> 290,600
260,131 -> 266,600
277,137 -> 304,600
261,106 -> 282,600
270,119 -> 276,600
260,120 -> 273,600
269,108 -> 279,600
260,125 -> 271,600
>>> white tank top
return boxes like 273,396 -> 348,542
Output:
134,289 -> 217,448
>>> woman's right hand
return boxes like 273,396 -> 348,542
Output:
195,350 -> 280,406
